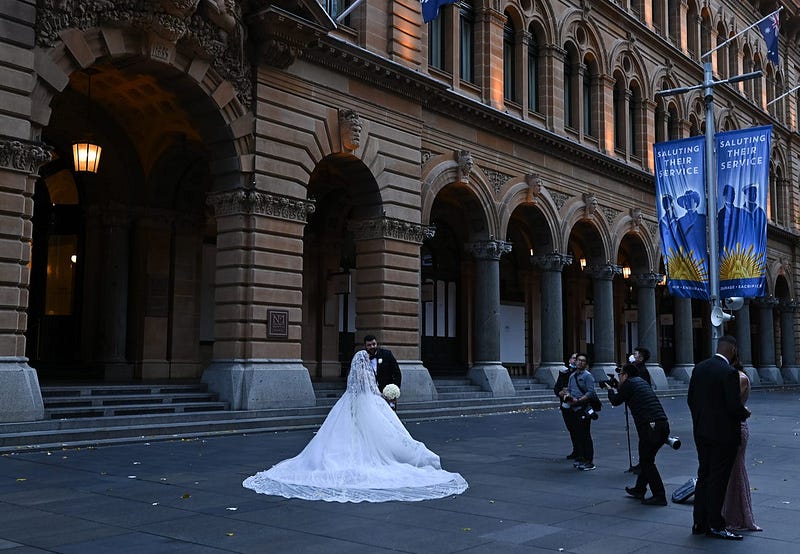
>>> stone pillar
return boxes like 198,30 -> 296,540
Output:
467,239 -> 515,396
671,297 -> 695,382
84,203 -> 132,380
201,189 -> 316,409
531,252 -> 571,387
634,272 -> 668,390
350,217 -> 437,402
779,300 -> 799,383
733,300 -> 758,385
586,263 -> 621,380
755,297 -> 781,384
0,140 -> 50,422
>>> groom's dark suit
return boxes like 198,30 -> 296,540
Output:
373,348 -> 402,392
687,353 -> 750,532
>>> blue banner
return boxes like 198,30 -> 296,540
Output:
421,0 -> 456,23
654,136 -> 708,299
716,126 -> 771,298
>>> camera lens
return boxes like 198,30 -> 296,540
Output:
665,437 -> 681,450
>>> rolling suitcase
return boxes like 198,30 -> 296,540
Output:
671,477 -> 697,504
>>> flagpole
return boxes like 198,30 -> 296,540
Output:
702,7 -> 782,60
335,0 -> 366,22
767,83 -> 800,106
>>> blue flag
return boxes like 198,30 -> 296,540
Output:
716,126 -> 771,298
654,136 -> 708,299
758,11 -> 780,65
421,0 -> 456,23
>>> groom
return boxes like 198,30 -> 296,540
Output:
364,334 -> 402,410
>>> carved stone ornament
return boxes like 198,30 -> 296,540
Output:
583,192 -> 598,218
0,139 -> 53,174
35,0 -> 251,106
339,109 -> 362,152
629,207 -> 643,229
469,240 -> 513,261
484,168 -> 510,194
420,149 -> 434,166
531,252 -> 573,272
246,3 -> 334,69
206,189 -> 316,222
586,263 -> 622,280
550,190 -> 568,211
525,173 -> 543,202
632,272 -> 663,288
348,217 -> 435,244
455,150 -> 474,183
601,206 -> 621,226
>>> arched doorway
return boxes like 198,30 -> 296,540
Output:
27,57 -> 242,382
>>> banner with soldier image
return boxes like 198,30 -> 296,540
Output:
716,126 -> 771,298
654,136 -> 708,299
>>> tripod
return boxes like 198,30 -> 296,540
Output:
623,403 -> 639,473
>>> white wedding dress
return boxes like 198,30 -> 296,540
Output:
243,350 -> 468,503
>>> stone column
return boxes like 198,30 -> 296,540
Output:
779,300 -> 799,383
586,263 -> 621,380
349,217 -> 437,402
531,252 -> 571,387
755,297 -> 782,384
0,139 -> 50,422
84,203 -> 132,380
633,272 -> 668,390
201,189 -> 316,409
671,297 -> 695,382
733,300 -> 758,385
467,239 -> 515,396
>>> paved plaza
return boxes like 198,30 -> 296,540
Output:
0,388 -> 799,553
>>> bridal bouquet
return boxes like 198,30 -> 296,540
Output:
382,384 -> 401,400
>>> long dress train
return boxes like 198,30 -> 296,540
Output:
243,350 -> 468,503
721,371 -> 761,531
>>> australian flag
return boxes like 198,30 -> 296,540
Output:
421,0 -> 456,23
758,10 -> 780,65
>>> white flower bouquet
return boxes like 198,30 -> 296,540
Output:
382,384 -> 401,400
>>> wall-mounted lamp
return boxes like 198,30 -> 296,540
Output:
72,68 -> 102,173
659,274 -> 667,286
622,266 -> 631,279
70,254 -> 77,264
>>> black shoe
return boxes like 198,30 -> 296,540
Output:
706,528 -> 743,540
691,524 -> 708,535
572,459 -> 585,467
641,495 -> 668,506
625,486 -> 645,499
578,462 -> 596,471
566,452 -> 577,460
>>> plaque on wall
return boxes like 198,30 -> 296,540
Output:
267,309 -> 289,338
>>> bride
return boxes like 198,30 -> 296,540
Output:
243,350 -> 468,503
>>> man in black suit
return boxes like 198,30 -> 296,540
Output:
687,335 -> 750,540
364,335 -> 402,410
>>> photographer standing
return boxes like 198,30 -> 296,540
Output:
564,354 -> 597,471
555,353 -> 579,460
605,363 -> 669,505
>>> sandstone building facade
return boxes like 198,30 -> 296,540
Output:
1,0 -> 799,421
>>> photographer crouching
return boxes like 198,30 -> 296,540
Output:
603,363 -> 670,506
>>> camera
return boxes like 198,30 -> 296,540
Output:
602,373 -> 619,389
581,407 -> 599,420
665,436 -> 681,450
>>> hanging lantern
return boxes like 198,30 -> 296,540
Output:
72,141 -> 102,173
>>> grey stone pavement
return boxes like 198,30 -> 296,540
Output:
1,388 -> 799,553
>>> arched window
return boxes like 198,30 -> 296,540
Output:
742,45 -> 753,99
753,56 -> 764,109
613,72 -> 626,150
652,1 -> 665,35
667,0 -> 680,43
775,72 -> 785,123
564,45 -> 580,129
667,104 -> 680,140
765,66 -> 776,115
728,35 -> 739,79
686,1 -> 699,58
527,24 -> 541,113
583,55 -> 596,137
503,14 -> 517,102
655,100 -> 666,144
459,1 -> 475,84
700,10 -> 712,59
715,22 -> 727,79
629,81 -> 642,157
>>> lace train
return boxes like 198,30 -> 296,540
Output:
243,351 -> 468,503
